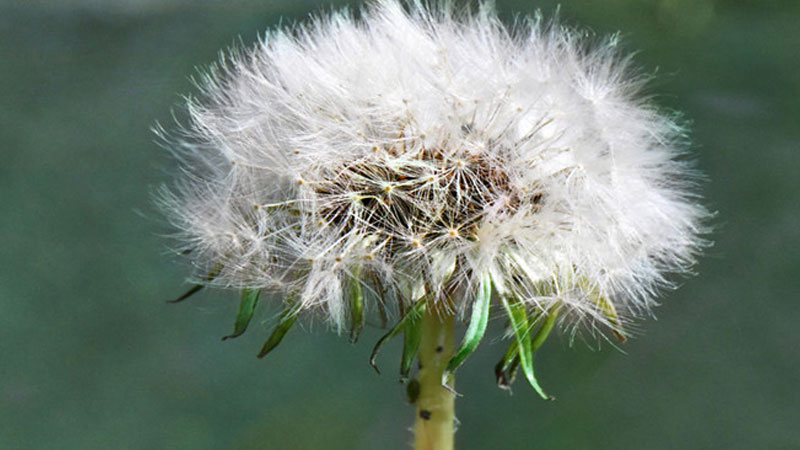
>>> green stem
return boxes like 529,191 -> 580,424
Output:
414,304 -> 456,450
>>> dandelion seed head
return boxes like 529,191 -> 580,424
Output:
160,0 -> 709,340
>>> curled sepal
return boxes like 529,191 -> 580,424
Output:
400,308 -> 424,381
167,266 -> 221,303
369,297 -> 426,374
222,288 -> 261,340
348,270 -> 364,344
257,300 -> 299,359
443,273 -> 492,385
500,296 -> 551,400
494,337 -> 521,391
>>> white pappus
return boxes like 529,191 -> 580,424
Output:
158,0 -> 710,348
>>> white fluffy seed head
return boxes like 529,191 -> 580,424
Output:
159,0 -> 709,340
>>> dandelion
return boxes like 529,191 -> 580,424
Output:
158,1 -> 709,448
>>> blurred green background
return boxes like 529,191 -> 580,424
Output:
1,0 -> 798,448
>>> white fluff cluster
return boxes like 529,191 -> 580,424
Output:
160,0 -> 708,339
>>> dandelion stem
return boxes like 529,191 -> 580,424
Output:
414,304 -> 455,450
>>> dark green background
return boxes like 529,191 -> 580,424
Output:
2,0 -> 798,448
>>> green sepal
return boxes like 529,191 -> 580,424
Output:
370,273 -> 389,329
500,296 -> 550,400
594,293 -> 626,343
400,307 -> 424,381
531,302 -> 561,352
443,273 -> 492,384
257,300 -> 299,359
349,270 -> 364,344
167,266 -> 221,303
222,288 -> 261,340
577,277 -> 627,342
167,284 -> 205,304
495,304 -> 558,393
369,297 -> 426,374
